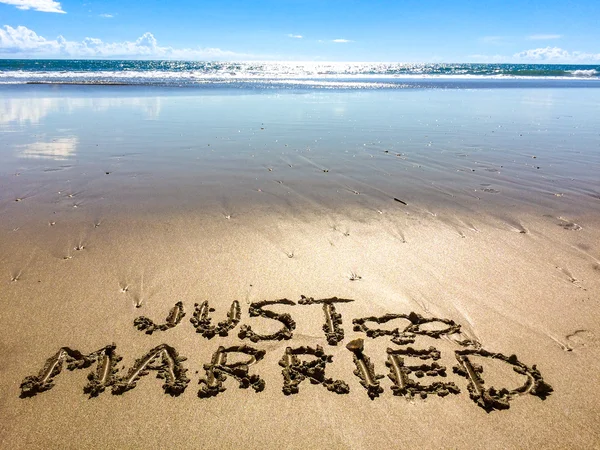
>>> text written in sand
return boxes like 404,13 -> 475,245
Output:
20,296 -> 553,412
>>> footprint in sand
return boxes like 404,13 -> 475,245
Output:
566,330 -> 597,349
558,217 -> 582,231
10,271 -> 22,282
555,266 -> 585,290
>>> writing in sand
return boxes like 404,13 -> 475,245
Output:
20,296 -> 553,412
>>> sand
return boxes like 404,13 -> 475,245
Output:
1,202 -> 599,448
1,86 -> 599,449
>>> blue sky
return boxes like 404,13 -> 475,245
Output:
0,0 -> 599,62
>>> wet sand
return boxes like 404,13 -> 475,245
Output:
1,85 -> 599,448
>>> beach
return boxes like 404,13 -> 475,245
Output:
1,82 -> 599,449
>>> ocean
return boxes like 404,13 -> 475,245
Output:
1,60 -> 599,88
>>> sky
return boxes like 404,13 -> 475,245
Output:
0,0 -> 599,62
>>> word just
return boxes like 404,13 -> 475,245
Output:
20,296 -> 553,412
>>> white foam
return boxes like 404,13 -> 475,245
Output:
568,69 -> 598,77
0,61 -> 599,86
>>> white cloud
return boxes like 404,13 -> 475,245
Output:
1,96 -> 57,124
1,96 -> 163,126
513,46 -> 600,62
471,46 -> 600,63
0,25 -> 254,59
18,137 -> 78,160
527,34 -> 562,40
0,0 -> 65,13
287,34 -> 302,39
332,39 -> 352,43
99,13 -> 113,18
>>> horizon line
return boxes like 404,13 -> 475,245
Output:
1,57 -> 599,66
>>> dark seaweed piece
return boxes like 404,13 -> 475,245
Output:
386,347 -> 460,399
190,300 -> 241,339
111,344 -> 189,396
453,348 -> 553,412
133,301 -> 185,334
198,345 -> 266,398
238,299 -> 296,342
279,345 -> 349,395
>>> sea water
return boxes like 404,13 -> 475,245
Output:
1,62 -> 599,218
0,60 -> 599,88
